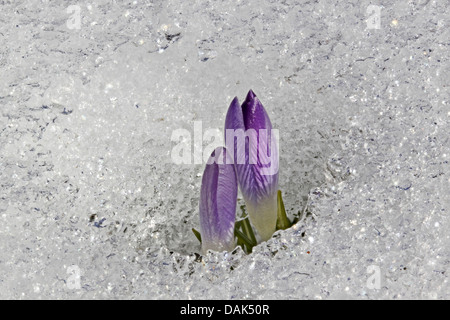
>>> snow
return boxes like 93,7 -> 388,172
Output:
0,0 -> 448,299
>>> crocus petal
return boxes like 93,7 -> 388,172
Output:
199,147 -> 237,253
239,90 -> 279,203
224,90 -> 279,241
241,90 -> 273,132
225,97 -> 245,132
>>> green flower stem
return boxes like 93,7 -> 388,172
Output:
241,217 -> 257,245
234,220 -> 245,249
234,227 -> 257,253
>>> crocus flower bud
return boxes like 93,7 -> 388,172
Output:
225,90 -> 279,241
199,147 -> 238,253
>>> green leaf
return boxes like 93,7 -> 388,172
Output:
276,190 -> 291,230
192,228 -> 202,243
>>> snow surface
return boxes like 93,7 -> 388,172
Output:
0,0 -> 449,299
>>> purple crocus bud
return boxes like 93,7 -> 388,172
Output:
199,147 -> 238,253
225,90 -> 279,241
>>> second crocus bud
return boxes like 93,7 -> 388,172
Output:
199,147 -> 238,254
224,90 -> 279,241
